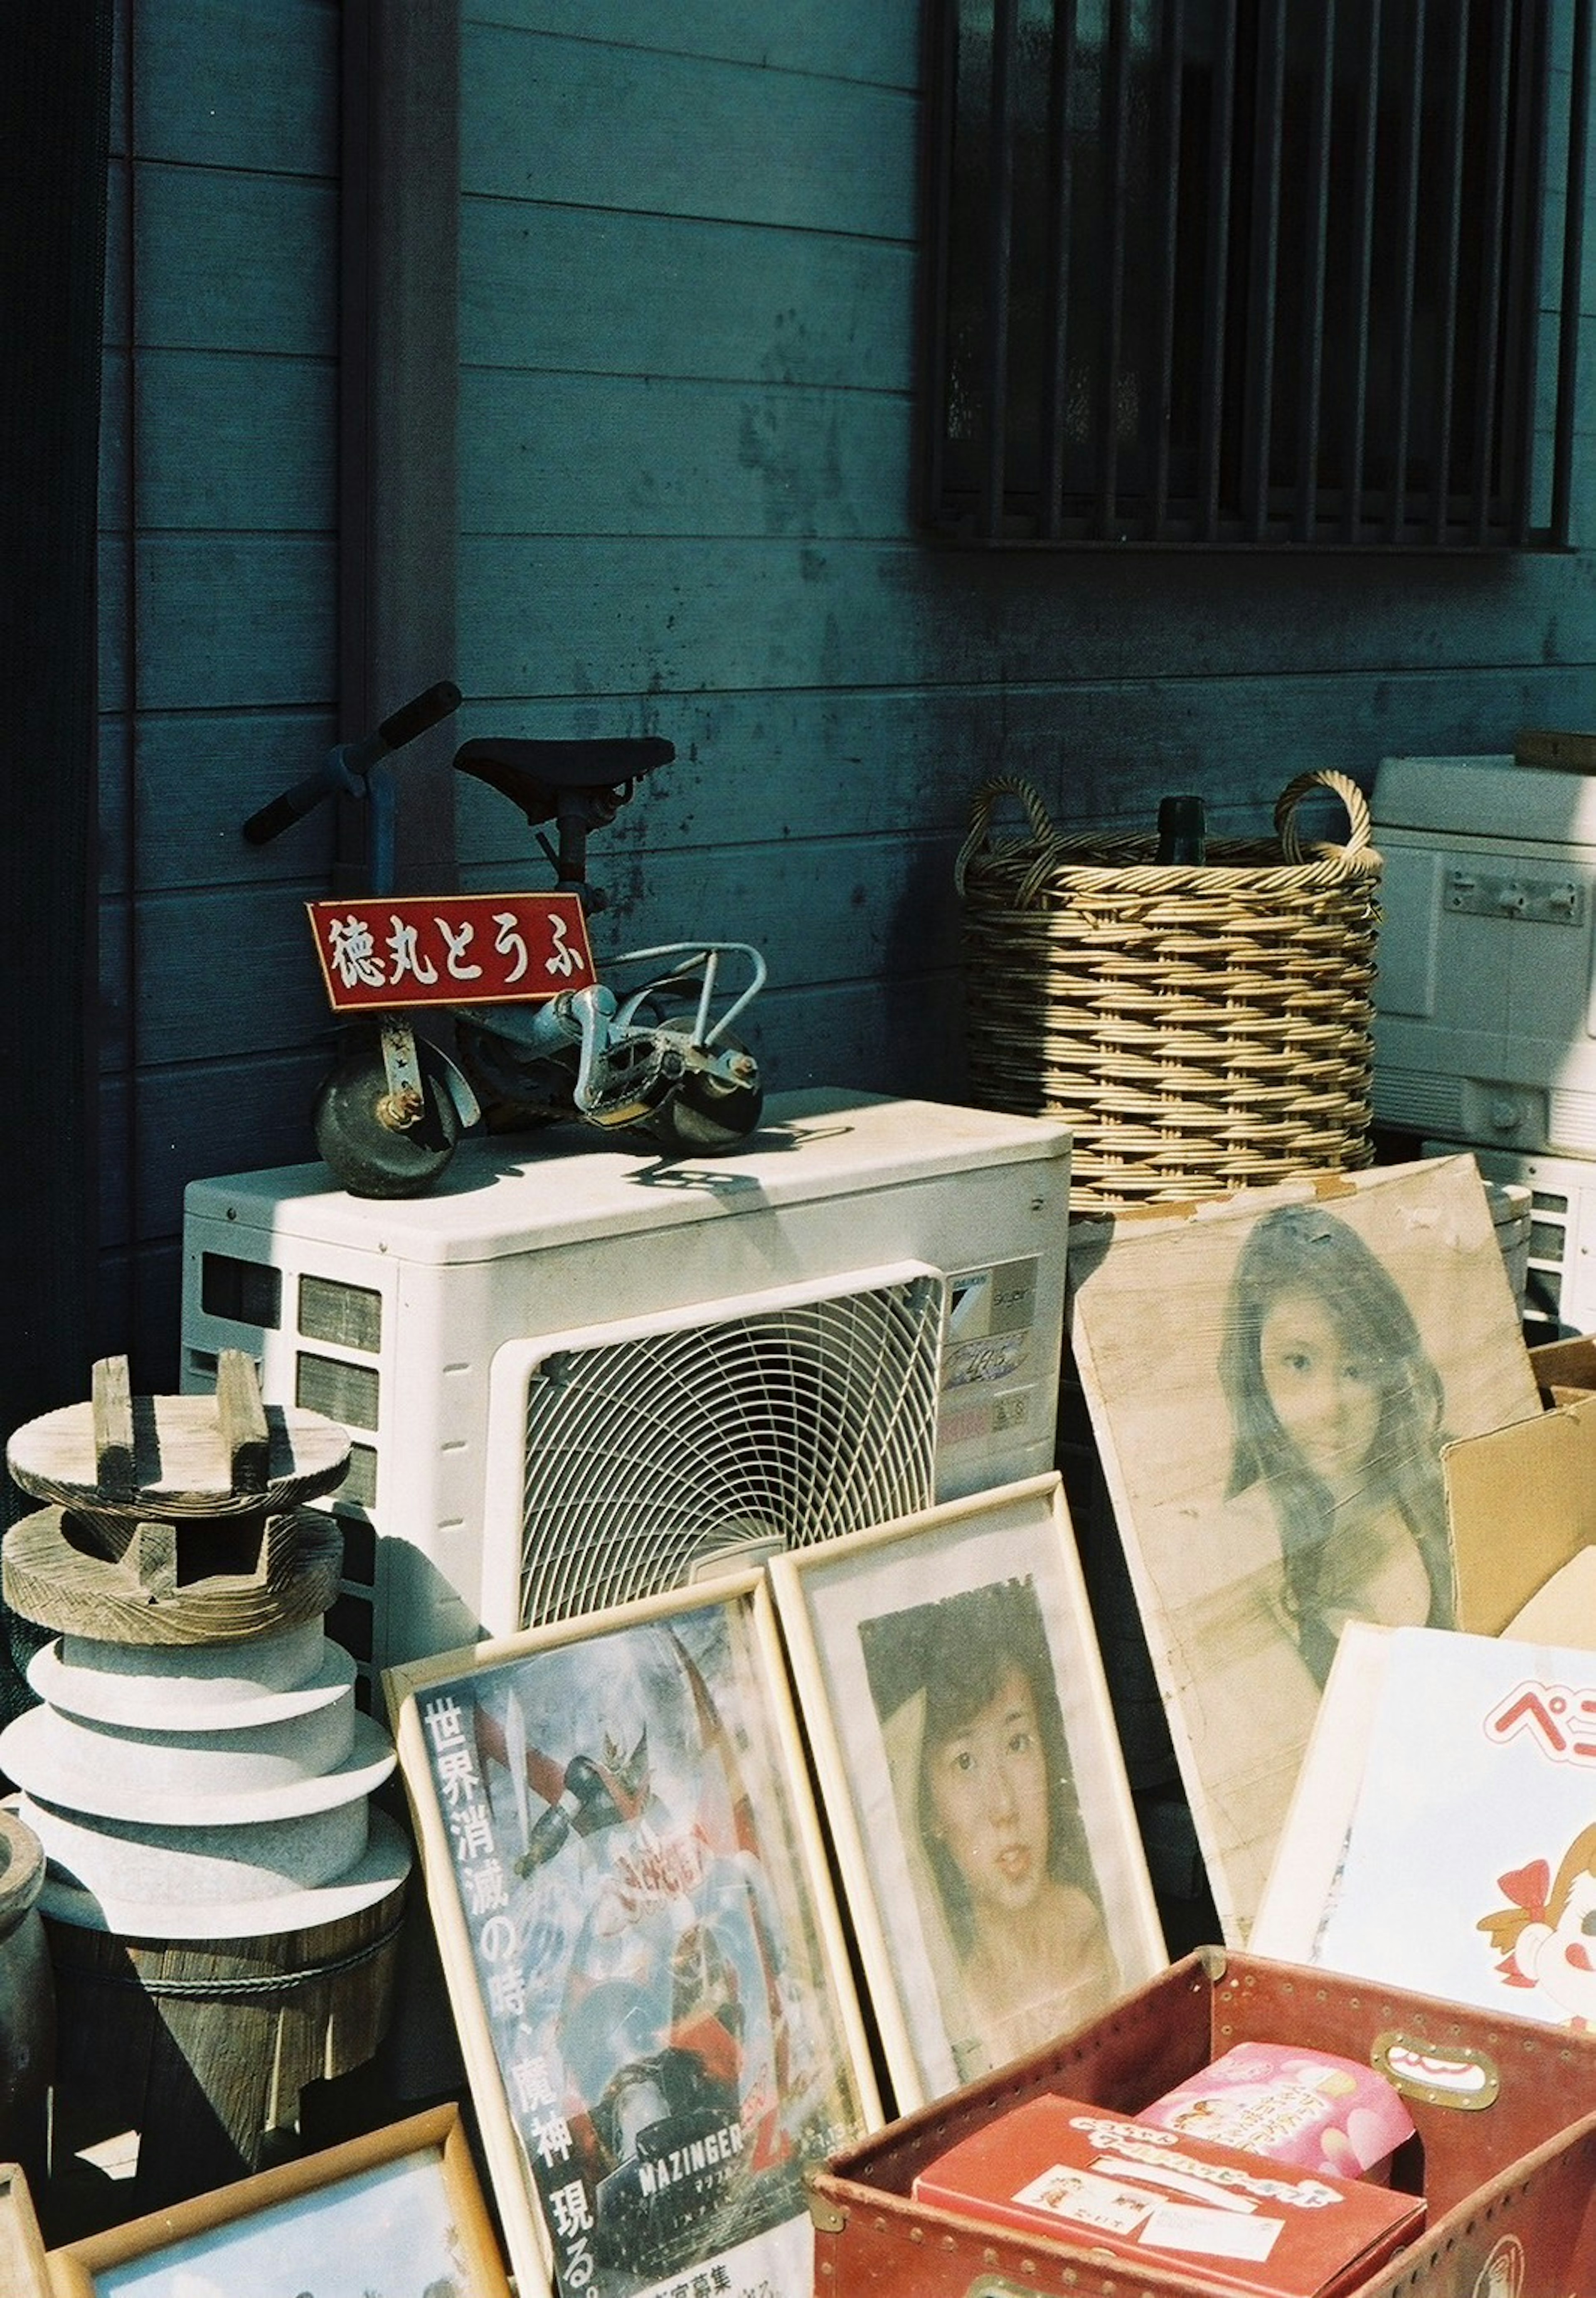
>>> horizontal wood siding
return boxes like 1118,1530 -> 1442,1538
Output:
461,204 -> 916,390
459,371 -> 911,539
458,537 -> 1596,693
99,0 -> 340,1379
461,24 -> 917,236
452,0 -> 1596,1204
96,0 -> 1596,1392
466,2 -> 919,84
452,1 -> 956,1195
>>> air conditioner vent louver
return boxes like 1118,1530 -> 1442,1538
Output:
517,1275 -> 943,1628
1371,1068 -> 1465,1139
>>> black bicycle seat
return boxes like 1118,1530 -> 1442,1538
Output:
453,736 -> 674,823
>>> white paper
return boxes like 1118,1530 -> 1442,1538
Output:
1313,1623 -> 1596,2027
1141,2201 -> 1284,2260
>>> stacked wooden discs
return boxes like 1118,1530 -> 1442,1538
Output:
0,1352 -> 410,2217
2,1350 -> 347,1648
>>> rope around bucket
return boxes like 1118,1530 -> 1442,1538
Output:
49,1912 -> 406,1998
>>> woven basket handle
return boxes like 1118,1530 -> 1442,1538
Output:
955,776 -> 1058,894
1274,769 -> 1374,863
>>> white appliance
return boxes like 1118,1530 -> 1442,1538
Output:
181,1089 -> 1071,1688
1423,1140 -> 1593,1339
1372,754 -> 1596,1156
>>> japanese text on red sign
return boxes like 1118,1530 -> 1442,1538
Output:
307,893 -> 594,1012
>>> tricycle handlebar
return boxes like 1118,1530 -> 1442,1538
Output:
241,679 -> 463,846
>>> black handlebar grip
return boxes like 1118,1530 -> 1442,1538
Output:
242,680 -> 462,842
241,770 -> 334,847
340,679 -> 465,777
378,679 -> 463,753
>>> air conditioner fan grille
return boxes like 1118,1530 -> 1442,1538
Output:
518,1277 -> 942,1627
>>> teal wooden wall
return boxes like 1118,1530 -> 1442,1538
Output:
101,0 -> 1596,1382
100,0 -> 341,1373
449,0 -> 1596,1092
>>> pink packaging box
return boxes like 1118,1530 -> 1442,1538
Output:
1141,2043 -> 1416,2183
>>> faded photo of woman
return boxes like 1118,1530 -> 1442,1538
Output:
1218,1199 -> 1456,1688
1135,1197 -> 1459,1934
1071,1156 -> 1543,1946
859,1577 -> 1118,2082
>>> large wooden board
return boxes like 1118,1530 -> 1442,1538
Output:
1069,1156 -> 1542,1948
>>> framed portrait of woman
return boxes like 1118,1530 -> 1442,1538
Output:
385,1571 -> 879,2298
768,1472 -> 1166,2113
1069,1154 -> 1543,1951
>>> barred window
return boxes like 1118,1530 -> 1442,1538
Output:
922,0 -> 1590,548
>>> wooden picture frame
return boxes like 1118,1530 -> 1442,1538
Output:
45,2105 -> 509,2297
1069,1156 -> 1542,1948
0,2164 -> 51,2298
386,1572 -> 879,2298
768,1473 -> 1166,2112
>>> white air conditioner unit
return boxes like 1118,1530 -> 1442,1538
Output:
1372,754 -> 1596,1156
1424,1139 -> 1591,1340
181,1089 -> 1072,1690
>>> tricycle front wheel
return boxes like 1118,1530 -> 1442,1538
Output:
313,1025 -> 462,1197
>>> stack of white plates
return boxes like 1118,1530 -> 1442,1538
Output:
1484,1178 -> 1533,1317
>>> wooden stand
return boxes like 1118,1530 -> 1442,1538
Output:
3,1351 -> 350,1647
2,1356 -> 410,2243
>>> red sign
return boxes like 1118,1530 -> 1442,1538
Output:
306,893 -> 595,1013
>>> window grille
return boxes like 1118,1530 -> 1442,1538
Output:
922,0 -> 1590,548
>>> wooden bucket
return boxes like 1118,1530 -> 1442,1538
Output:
0,1815 -> 53,2182
42,1884 -> 404,2236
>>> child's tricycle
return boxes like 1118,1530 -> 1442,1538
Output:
243,683 -> 766,1197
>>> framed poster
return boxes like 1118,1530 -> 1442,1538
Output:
769,1473 -> 1165,2111
45,2105 -> 509,2298
387,1572 -> 878,2298
1069,1156 -> 1541,1947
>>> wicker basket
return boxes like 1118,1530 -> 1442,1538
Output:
955,769 -> 1383,1209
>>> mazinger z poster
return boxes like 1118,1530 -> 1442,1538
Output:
404,1590 -> 870,2298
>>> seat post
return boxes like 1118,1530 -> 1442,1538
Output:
556,796 -> 594,904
